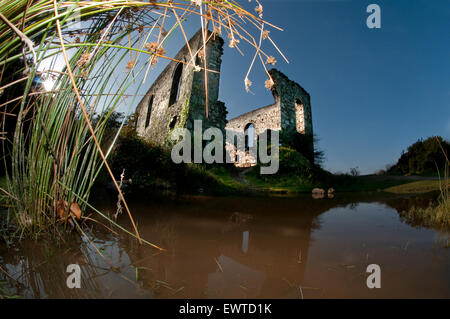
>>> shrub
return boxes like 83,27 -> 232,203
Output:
109,134 -> 174,189
109,132 -> 225,194
277,146 -> 313,176
279,131 -> 325,165
250,146 -> 314,181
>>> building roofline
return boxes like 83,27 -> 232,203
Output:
227,103 -> 277,124
269,68 -> 310,99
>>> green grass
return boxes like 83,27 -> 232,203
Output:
0,176 -> 7,207
207,166 -> 247,193
327,175 -> 409,193
242,169 -> 416,194
122,162 -> 443,196
245,173 -> 314,193
385,179 -> 449,194
107,133 -> 245,196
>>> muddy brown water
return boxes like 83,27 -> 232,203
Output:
0,193 -> 449,298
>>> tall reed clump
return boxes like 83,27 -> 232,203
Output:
0,1 -> 285,242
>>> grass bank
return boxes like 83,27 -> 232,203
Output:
105,131 -> 450,199
243,170 -> 419,194
385,179 -> 449,194
105,132 -> 247,196
108,136 -> 444,197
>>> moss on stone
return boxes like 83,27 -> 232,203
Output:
164,93 -> 191,147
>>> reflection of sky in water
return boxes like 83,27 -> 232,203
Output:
303,203 -> 450,298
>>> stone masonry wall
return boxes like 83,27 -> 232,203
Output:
225,69 -> 312,141
224,69 -> 313,166
225,104 -> 281,137
187,33 -> 227,132
269,69 -> 313,137
225,104 -> 281,168
135,30 -> 226,146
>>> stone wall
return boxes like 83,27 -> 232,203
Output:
135,30 -> 226,146
187,34 -> 227,132
269,69 -> 313,137
226,103 -> 281,137
225,69 -> 312,139
224,69 -> 313,166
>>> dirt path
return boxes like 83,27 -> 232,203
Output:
230,168 -> 259,192
235,168 -> 252,185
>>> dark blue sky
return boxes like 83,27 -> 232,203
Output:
134,0 -> 450,174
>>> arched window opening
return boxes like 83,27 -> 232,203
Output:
169,63 -> 183,106
145,95 -> 154,128
244,123 -> 255,151
295,98 -> 305,134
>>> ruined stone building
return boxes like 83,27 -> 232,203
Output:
136,30 -> 313,166
135,29 -> 227,145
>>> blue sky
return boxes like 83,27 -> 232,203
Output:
131,0 -> 450,174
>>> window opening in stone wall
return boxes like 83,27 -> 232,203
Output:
169,63 -> 183,106
295,98 -> 305,134
169,116 -> 178,129
145,95 -> 154,128
244,123 -> 255,151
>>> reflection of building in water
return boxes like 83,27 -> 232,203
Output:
242,230 -> 249,253
209,222 -> 312,298
123,197 -> 322,298
207,254 -> 266,298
